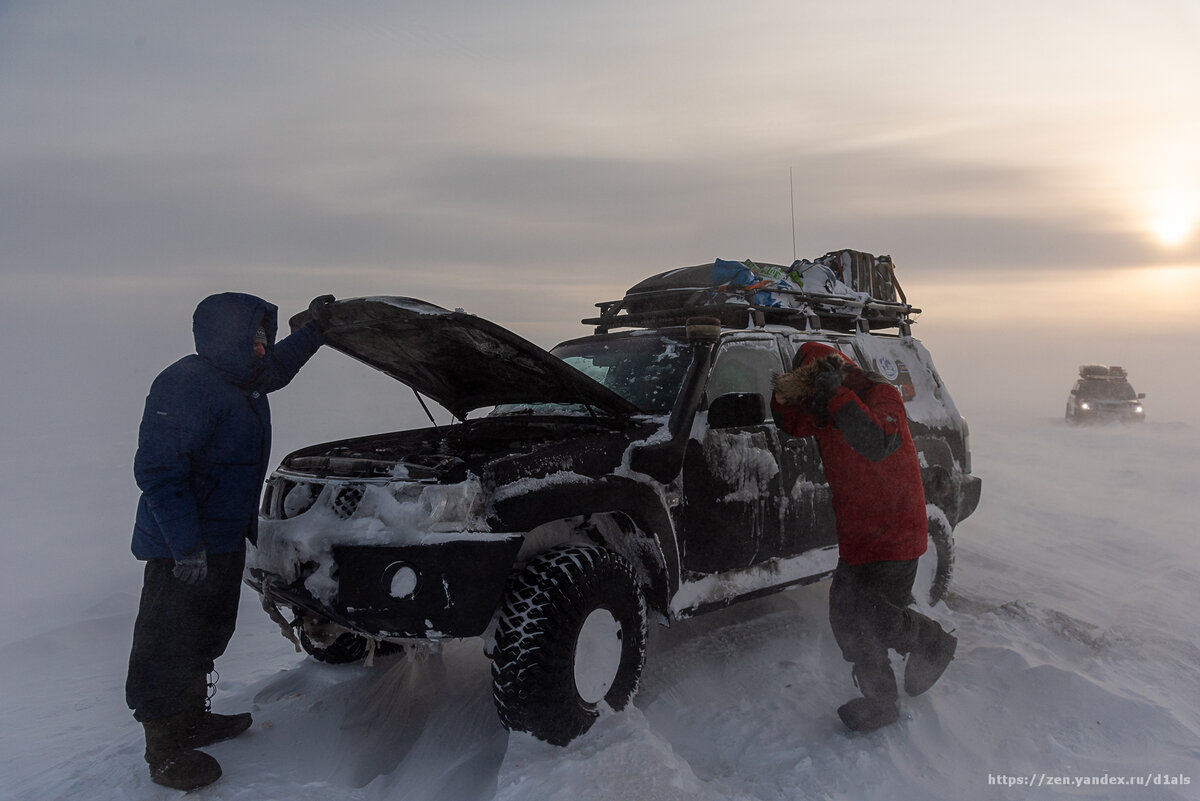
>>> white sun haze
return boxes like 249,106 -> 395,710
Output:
1150,191 -> 1198,248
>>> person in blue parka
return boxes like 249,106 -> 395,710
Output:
126,292 -> 332,791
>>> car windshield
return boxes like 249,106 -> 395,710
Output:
1078,379 -> 1137,401
492,333 -> 693,416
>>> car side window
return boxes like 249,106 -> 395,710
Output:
786,335 -> 857,366
706,339 -> 783,406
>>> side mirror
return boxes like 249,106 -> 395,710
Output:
708,393 -> 766,429
1070,388 -> 1078,395
1138,393 -> 1146,400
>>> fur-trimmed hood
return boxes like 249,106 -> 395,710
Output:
773,343 -> 855,403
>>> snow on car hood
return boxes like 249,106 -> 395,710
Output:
290,297 -> 641,421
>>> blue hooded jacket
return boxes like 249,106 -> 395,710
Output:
131,293 -> 324,560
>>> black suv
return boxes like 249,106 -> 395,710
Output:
247,263 -> 981,745
1065,364 -> 1146,424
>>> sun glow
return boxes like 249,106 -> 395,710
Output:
1151,210 -> 1196,247
1122,132 -> 1199,249
1140,150 -> 1198,248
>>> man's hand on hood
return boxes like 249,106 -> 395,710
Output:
308,295 -> 335,332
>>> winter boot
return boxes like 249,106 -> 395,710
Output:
143,712 -> 222,791
837,659 -> 900,732
183,674 -> 253,749
903,616 -> 957,697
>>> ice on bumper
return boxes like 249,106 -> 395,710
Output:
251,475 -> 504,607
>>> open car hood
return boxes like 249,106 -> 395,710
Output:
290,297 -> 640,421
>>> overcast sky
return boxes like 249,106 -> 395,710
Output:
2,0 -> 1198,451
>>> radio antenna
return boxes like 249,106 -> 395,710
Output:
789,167 -> 797,261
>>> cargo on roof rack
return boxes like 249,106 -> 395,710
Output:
583,259 -> 920,336
1079,364 -> 1128,378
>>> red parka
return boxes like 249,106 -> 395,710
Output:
771,343 -> 927,565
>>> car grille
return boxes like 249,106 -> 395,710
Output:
332,484 -> 365,519
261,478 -> 368,521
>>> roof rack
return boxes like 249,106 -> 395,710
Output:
1079,364 -> 1128,379
583,285 -> 920,336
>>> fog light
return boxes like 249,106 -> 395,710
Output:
383,562 -> 419,600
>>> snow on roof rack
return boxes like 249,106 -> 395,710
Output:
583,284 -> 920,336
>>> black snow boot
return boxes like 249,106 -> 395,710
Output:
903,616 -> 957,697
183,674 -> 252,749
143,712 -> 222,791
185,709 -> 253,750
837,660 -> 900,732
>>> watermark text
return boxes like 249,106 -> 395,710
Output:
988,773 -> 1191,789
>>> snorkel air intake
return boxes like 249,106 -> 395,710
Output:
628,317 -> 721,483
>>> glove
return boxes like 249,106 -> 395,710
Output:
812,356 -> 844,400
805,357 -> 843,422
308,295 -> 336,332
173,548 -> 208,585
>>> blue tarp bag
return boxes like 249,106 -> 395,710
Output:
712,258 -> 798,307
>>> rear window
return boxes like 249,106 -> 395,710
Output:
848,334 -> 959,427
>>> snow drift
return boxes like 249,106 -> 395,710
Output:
2,417 -> 1198,801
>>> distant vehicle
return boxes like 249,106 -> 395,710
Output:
1065,365 -> 1145,424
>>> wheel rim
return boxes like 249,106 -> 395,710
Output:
573,608 -> 623,705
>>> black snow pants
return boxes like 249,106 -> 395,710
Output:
828,558 -> 922,701
126,549 -> 245,722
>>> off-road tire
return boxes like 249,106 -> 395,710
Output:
490,544 -> 648,746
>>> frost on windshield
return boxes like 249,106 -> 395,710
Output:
495,334 -> 692,416
561,337 -> 690,412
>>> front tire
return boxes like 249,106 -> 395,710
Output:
490,544 -> 648,746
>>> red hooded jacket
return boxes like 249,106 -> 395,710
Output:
771,343 -> 927,565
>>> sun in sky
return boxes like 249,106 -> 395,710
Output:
1147,172 -> 1197,247
1137,140 -> 1198,249
1151,210 -> 1195,247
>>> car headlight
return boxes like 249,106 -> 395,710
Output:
1134,405 -> 1144,414
391,479 -> 484,531
282,482 -> 318,518
1079,402 -> 1092,411
421,482 -> 483,529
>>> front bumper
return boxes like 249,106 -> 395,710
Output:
248,536 -> 523,639
1071,401 -> 1145,423
1074,411 -> 1145,423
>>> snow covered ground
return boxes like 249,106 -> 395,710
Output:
2,410 -> 1198,800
